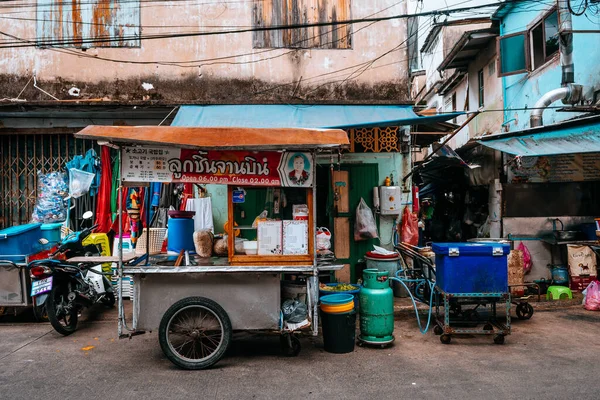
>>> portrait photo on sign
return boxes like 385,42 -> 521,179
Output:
280,152 -> 313,187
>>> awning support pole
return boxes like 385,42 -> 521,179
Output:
402,112 -> 479,182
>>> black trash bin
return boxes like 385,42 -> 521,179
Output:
320,310 -> 357,354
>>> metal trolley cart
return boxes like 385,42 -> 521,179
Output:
75,125 -> 348,369
430,242 -> 512,345
1,256 -> 49,320
433,289 -> 511,344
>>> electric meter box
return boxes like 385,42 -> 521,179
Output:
379,186 -> 401,215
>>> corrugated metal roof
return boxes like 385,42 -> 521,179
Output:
477,115 -> 600,156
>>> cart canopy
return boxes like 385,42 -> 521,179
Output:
75,125 -> 349,151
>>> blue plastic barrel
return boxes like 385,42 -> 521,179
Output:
167,217 -> 196,253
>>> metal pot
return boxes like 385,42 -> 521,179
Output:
553,230 -> 580,241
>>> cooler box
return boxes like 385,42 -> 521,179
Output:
41,222 -> 63,243
432,242 -> 510,294
0,223 -> 42,260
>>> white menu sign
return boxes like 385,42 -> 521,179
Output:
283,220 -> 308,255
257,221 -> 283,255
122,146 -> 180,182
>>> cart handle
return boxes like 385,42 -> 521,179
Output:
0,260 -> 21,269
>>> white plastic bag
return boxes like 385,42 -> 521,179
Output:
354,198 -> 378,241
316,227 -> 332,250
69,168 -> 95,198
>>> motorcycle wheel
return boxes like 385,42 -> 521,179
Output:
46,282 -> 79,336
101,277 -> 116,308
101,292 -> 116,308
159,297 -> 232,370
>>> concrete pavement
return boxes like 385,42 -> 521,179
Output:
1,303 -> 599,400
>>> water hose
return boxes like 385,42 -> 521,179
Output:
389,269 -> 436,334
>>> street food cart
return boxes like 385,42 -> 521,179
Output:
75,125 -> 348,370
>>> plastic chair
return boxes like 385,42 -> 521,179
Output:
546,286 -> 573,300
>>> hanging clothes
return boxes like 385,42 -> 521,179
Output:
94,147 -> 113,233
184,198 -> 214,232
111,152 -> 120,221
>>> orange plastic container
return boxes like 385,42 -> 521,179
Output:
320,302 -> 354,313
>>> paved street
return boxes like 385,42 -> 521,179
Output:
1,303 -> 599,400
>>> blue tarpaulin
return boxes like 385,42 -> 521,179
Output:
171,105 -> 464,129
478,115 -> 600,156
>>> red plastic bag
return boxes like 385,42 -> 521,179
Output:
584,280 -> 600,311
400,206 -> 419,246
517,242 -> 533,274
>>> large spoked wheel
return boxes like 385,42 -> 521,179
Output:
46,282 -> 78,336
159,297 -> 232,370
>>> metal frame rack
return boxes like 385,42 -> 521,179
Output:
432,288 -> 511,345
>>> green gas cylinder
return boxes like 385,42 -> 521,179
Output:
358,269 -> 395,346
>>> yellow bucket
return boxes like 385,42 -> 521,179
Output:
320,301 -> 354,314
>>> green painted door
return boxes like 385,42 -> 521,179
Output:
322,164 -> 379,283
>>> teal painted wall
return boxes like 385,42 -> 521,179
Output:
207,152 -> 408,249
500,1 -> 600,131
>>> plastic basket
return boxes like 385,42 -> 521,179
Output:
135,228 -> 167,255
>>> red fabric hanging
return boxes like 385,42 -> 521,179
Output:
110,189 -> 130,234
94,146 -> 113,233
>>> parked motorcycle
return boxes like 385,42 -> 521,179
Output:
29,212 -> 115,335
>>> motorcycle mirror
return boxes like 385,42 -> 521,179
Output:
82,211 -> 94,220
38,238 -> 49,245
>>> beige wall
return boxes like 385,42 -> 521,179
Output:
0,1 -> 410,102
467,41 -> 503,138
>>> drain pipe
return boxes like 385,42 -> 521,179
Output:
530,0 -> 582,127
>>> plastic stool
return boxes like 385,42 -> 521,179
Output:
546,286 -> 573,300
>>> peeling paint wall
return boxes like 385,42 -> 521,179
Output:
466,40 -> 503,139
253,0 -> 351,49
37,0 -> 140,48
0,0 -> 409,102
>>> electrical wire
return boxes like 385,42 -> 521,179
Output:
568,0 -> 588,16
0,1 -> 528,49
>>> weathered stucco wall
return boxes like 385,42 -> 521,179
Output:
0,1 -> 410,102
467,41 -> 503,138
501,1 -> 600,131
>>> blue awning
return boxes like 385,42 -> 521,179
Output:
171,105 -> 464,129
478,115 -> 600,156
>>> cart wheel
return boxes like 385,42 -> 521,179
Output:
433,325 -> 443,335
463,309 -> 480,321
516,303 -> 534,320
493,334 -> 505,345
159,297 -> 232,370
483,323 -> 494,332
449,303 -> 462,316
440,334 -> 451,344
280,334 -> 301,357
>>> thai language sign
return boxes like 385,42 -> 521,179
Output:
508,154 -> 600,183
122,147 -> 314,187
